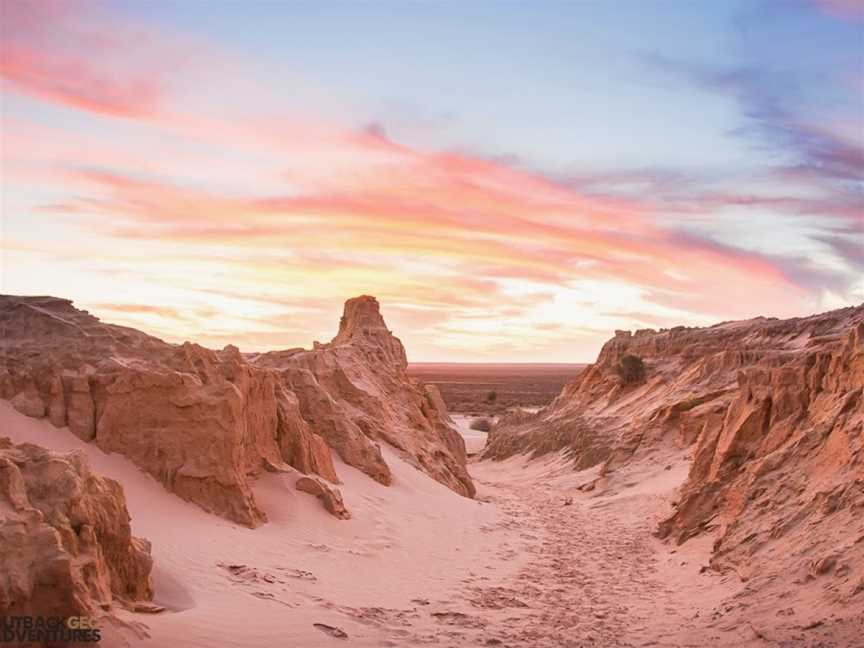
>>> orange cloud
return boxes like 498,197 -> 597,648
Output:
47,140 -> 813,324
2,0 -> 857,361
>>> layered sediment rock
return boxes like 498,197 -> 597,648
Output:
252,296 -> 474,498
484,304 -> 864,610
0,294 -> 472,526
0,438 -> 153,617
657,311 -> 864,604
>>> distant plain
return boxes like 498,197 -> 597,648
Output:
408,363 -> 586,415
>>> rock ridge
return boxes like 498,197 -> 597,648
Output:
0,294 -> 473,526
483,303 -> 864,615
0,437 -> 154,617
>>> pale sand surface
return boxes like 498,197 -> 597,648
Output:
1,401 -> 777,647
1,402 -> 520,647
449,414 -> 488,454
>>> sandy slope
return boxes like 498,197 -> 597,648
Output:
3,401 -> 859,647
466,453 -> 862,648
450,414 -> 489,455
0,402 -> 518,647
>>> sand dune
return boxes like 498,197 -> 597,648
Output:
11,397 -> 857,647
1,401 -> 517,647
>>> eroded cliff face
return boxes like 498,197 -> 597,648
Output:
0,295 -> 321,526
0,438 -> 154,617
485,307 -> 862,469
0,294 -> 473,527
252,296 -> 474,498
484,305 -> 864,612
658,313 -> 864,608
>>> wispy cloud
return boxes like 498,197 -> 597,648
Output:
2,0 -> 861,361
0,1 -> 194,118
40,139 -> 824,320
646,52 -> 863,183
815,0 -> 864,21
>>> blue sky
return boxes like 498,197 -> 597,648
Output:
112,0 -> 859,171
1,0 -> 862,360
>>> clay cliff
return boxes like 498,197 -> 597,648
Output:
0,294 -> 473,527
251,296 -> 473,498
0,438 -> 154,617
485,305 -> 863,613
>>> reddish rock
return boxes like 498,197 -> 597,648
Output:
0,438 -> 153,617
276,387 -> 340,484
254,296 -> 475,498
0,294 -> 474,528
484,303 -> 864,612
10,387 -> 45,418
295,475 -> 351,519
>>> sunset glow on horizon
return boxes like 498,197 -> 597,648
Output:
1,0 -> 862,361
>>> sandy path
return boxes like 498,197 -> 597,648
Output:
8,402 -> 845,647
460,473 -> 663,646
347,451 -> 742,648
450,456 -> 864,648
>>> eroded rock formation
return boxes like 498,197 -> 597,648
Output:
295,476 -> 351,520
658,311 -> 864,607
0,438 -> 154,617
0,294 -> 472,526
252,296 -> 474,498
485,304 -> 864,614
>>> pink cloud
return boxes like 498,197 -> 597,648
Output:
1,0 -> 856,359
0,0 -> 190,118
816,0 -> 864,20
45,144 -> 817,322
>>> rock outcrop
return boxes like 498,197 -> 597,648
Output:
484,304 -> 864,615
0,294 -> 473,527
657,311 -> 864,603
295,476 -> 351,520
252,296 -> 474,498
0,438 -> 154,617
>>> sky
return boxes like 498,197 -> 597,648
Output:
1,0 -> 862,362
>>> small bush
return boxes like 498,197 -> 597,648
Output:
486,390 -> 497,403
469,418 -> 492,432
617,354 -> 646,384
